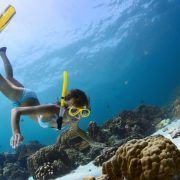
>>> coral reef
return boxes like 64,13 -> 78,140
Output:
0,141 -> 43,180
88,121 -> 97,136
155,119 -> 171,130
27,144 -> 76,180
96,174 -> 109,180
17,140 -> 44,160
83,176 -> 96,180
94,147 -> 118,167
101,105 -> 166,146
27,104 -> 177,179
56,129 -> 90,151
170,97 -> 180,119
88,121 -> 99,140
2,97 -> 180,179
101,135 -> 180,180
3,163 -> 29,180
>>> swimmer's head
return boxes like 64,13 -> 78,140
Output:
56,89 -> 89,108
65,89 -> 90,120
65,89 -> 89,108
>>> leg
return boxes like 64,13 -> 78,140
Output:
0,73 -> 23,101
0,47 -> 24,87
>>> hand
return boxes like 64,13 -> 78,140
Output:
10,133 -> 24,149
92,142 -> 106,148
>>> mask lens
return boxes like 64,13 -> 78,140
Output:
69,107 -> 78,116
81,109 -> 90,117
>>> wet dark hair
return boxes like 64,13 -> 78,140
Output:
65,89 -> 90,107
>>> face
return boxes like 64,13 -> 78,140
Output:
65,101 -> 90,121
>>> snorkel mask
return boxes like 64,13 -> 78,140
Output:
68,106 -> 91,118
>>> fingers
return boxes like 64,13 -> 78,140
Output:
10,134 -> 23,149
10,135 -> 16,149
14,134 -> 18,148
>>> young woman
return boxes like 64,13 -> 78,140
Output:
0,47 -> 105,149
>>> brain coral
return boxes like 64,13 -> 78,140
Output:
102,135 -> 180,180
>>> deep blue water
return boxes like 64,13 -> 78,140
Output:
0,0 -> 179,152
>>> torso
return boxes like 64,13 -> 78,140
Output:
30,104 -> 79,129
37,109 -> 78,129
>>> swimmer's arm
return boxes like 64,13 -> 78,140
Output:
11,104 -> 60,134
70,122 -> 105,148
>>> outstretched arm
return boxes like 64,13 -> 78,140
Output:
11,104 -> 59,134
10,104 -> 59,148
70,122 -> 105,148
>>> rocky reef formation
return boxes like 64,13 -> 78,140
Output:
1,96 -> 180,180
0,141 -> 43,180
92,135 -> 180,180
27,144 -> 76,180
27,104 -> 172,179
100,104 -> 167,147
28,129 -> 102,179
2,163 -> 29,180
170,97 -> 180,119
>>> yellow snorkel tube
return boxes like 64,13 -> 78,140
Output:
56,71 -> 68,130
60,71 -> 68,107
0,5 -> 16,32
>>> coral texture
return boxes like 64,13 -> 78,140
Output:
171,97 -> 180,119
2,163 -> 29,180
56,129 -> 90,151
94,147 -> 118,166
102,135 -> 180,180
83,176 -> 96,180
27,144 -> 76,180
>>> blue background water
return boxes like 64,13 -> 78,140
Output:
0,0 -> 179,152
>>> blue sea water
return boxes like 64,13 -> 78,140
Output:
0,0 -> 179,153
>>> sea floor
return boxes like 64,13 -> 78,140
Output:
152,119 -> 180,150
29,119 -> 180,180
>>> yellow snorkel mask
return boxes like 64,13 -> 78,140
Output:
68,106 -> 91,118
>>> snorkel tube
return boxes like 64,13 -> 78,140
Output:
60,71 -> 68,107
57,71 -> 68,130
0,5 -> 16,32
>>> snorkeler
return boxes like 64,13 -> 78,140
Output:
0,47 -> 105,149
